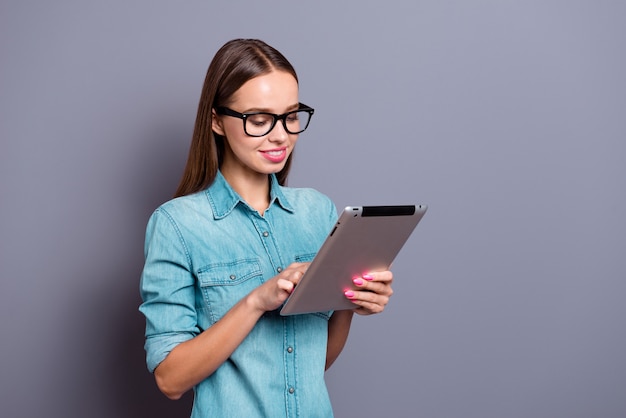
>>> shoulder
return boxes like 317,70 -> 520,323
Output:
155,190 -> 211,217
280,186 -> 335,211
146,191 -> 212,231
278,185 -> 337,228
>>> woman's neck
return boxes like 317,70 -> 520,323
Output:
221,169 -> 271,215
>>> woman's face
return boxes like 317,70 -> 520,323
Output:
212,70 -> 300,183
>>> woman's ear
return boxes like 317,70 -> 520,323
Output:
211,109 -> 225,136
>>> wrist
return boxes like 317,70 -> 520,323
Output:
242,289 -> 266,317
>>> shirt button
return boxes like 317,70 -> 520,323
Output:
287,346 -> 293,353
262,231 -> 269,237
277,267 -> 283,273
229,274 -> 236,280
288,387 -> 295,394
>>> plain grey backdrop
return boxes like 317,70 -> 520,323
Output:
1,1 -> 625,417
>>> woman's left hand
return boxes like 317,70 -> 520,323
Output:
344,270 -> 394,315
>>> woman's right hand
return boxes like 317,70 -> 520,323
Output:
247,262 -> 309,313
154,261 -> 310,399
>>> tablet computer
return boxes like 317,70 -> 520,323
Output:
280,204 -> 427,316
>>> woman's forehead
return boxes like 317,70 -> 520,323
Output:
229,70 -> 299,111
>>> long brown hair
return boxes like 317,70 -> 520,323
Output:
174,39 -> 299,198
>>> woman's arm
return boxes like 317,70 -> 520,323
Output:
154,263 -> 308,400
325,270 -> 394,369
154,292 -> 263,400
326,310 -> 354,369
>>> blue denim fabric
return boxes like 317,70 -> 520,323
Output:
139,171 -> 338,418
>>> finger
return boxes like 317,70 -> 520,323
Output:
346,297 -> 387,315
290,270 -> 305,286
362,270 -> 393,283
286,261 -> 311,274
277,278 -> 296,294
351,277 -> 394,297
344,289 -> 390,309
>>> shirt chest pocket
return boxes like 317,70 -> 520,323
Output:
295,252 -> 316,263
197,259 -> 264,322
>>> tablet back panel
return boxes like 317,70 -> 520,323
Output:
280,204 -> 427,315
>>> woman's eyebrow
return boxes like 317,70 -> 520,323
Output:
243,103 -> 300,113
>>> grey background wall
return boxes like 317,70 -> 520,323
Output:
1,1 -> 624,417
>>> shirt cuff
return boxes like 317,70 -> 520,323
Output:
144,332 -> 195,373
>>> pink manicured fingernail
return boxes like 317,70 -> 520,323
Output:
363,274 -> 374,281
344,290 -> 355,299
353,278 -> 364,286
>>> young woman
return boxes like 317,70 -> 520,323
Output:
139,38 -> 394,417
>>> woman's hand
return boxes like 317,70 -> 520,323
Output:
344,270 -> 394,315
154,261 -> 310,399
247,262 -> 309,313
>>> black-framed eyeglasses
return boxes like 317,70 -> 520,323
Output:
215,103 -> 315,137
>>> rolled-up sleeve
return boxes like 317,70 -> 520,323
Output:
139,208 -> 199,372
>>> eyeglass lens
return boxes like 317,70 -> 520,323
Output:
246,110 -> 311,136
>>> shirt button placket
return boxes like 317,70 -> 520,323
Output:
259,228 -> 284,274
285,319 -> 298,414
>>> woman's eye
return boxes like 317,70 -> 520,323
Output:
248,115 -> 271,126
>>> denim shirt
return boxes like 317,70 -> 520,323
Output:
139,171 -> 338,418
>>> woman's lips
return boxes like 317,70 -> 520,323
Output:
260,147 -> 288,163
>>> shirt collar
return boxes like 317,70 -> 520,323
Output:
206,171 -> 294,219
